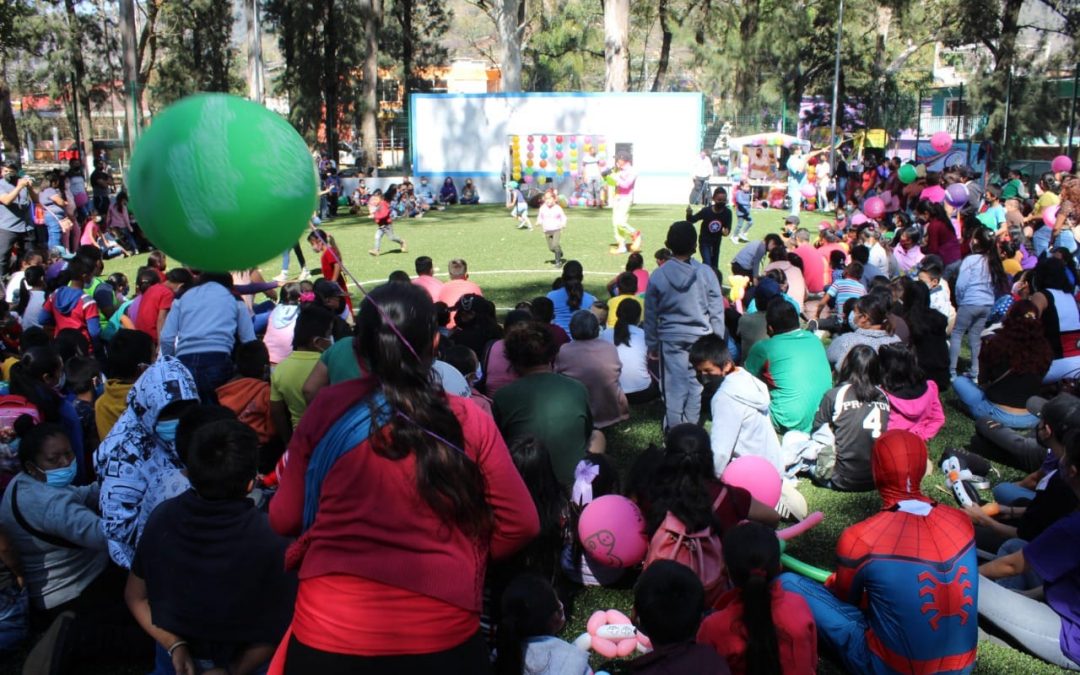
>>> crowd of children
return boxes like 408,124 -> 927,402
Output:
0,153 -> 1077,675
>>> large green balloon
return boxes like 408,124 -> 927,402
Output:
898,164 -> 917,185
129,94 -> 317,271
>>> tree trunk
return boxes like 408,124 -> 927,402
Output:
735,0 -> 759,105
0,63 -> 20,159
651,0 -> 671,92
400,0 -> 414,172
120,0 -> 140,150
497,0 -> 522,92
359,0 -> 381,173
247,0 -> 264,102
604,0 -> 630,92
322,0 -> 338,158
64,0 -> 95,164
986,0 -> 1023,144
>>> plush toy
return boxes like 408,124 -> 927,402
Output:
573,609 -> 653,658
728,275 -> 750,313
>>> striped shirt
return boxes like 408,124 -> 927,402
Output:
827,278 -> 867,309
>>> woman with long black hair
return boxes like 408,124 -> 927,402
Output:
546,261 -> 596,333
697,522 -> 817,674
269,282 -> 538,673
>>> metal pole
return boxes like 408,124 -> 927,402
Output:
1068,61 -> 1079,159
828,0 -> 845,171
914,87 -> 922,161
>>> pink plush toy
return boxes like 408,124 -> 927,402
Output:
573,609 -> 653,658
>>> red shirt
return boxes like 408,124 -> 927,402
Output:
135,283 -> 175,341
268,377 -> 539,613
320,248 -> 352,312
372,200 -> 392,226
42,290 -> 98,345
698,583 -> 817,675
793,244 -> 827,294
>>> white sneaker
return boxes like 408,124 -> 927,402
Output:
273,271 -> 288,283
298,268 -> 312,281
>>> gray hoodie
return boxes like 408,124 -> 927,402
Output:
709,368 -> 782,474
643,257 -> 725,351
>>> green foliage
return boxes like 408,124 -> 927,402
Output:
523,1 -> 604,91
263,0 -> 368,146
151,0 -> 243,108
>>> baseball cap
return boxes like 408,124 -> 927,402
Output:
784,215 -> 800,226
452,293 -> 493,316
754,277 -> 781,306
313,278 -> 347,298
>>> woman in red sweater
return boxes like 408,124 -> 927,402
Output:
915,199 -> 961,266
698,522 -> 817,674
268,283 -> 539,673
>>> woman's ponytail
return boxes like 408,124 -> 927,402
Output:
723,523 -> 783,675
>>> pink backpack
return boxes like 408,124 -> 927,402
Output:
643,487 -> 730,605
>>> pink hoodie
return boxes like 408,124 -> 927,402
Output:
884,380 -> 945,441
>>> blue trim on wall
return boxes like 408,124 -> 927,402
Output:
415,170 -> 694,178
411,91 -> 703,100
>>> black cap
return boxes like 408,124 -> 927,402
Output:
313,278 -> 347,298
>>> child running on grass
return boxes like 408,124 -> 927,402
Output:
732,178 -> 753,243
365,192 -> 407,257
507,180 -> 532,230
536,189 -> 567,267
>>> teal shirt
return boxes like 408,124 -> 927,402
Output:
744,329 -> 832,433
319,336 -> 363,384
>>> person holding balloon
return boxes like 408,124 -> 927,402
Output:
781,429 -> 979,675
603,152 -> 641,254
785,147 -> 807,217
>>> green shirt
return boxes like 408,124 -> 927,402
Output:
1000,178 -> 1023,200
320,336 -> 363,384
492,372 -> 593,486
744,329 -> 832,433
271,350 -> 321,426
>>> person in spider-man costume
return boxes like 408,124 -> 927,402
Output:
781,429 -> 979,674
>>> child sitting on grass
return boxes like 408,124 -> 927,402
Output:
495,574 -> 590,675
125,419 -> 296,675
697,522 -> 816,674
625,560 -> 730,674
270,305 -> 334,445
216,341 -> 278,472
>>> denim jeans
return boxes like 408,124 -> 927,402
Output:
994,538 -> 1042,591
836,177 -> 848,209
0,586 -> 28,652
43,211 -> 63,251
992,482 -> 1037,506
952,376 -> 1039,429
178,351 -> 235,404
780,573 -> 875,674
950,304 -> 992,378
978,574 -> 1079,670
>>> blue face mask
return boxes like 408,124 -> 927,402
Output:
155,419 -> 179,442
37,462 -> 76,488
93,378 -> 105,398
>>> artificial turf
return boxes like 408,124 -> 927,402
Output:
10,201 -> 1064,674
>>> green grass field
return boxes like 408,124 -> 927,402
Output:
20,203 -> 1064,673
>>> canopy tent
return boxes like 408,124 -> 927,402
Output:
727,133 -> 812,151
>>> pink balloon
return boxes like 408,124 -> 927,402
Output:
931,131 -> 953,153
864,196 -> 886,219
800,184 -> 816,198
1044,204 -> 1061,228
577,495 -> 648,568
522,175 -> 533,184
850,213 -> 868,226
721,456 -> 782,508
1052,155 -> 1074,173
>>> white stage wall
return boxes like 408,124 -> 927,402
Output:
409,92 -> 704,204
